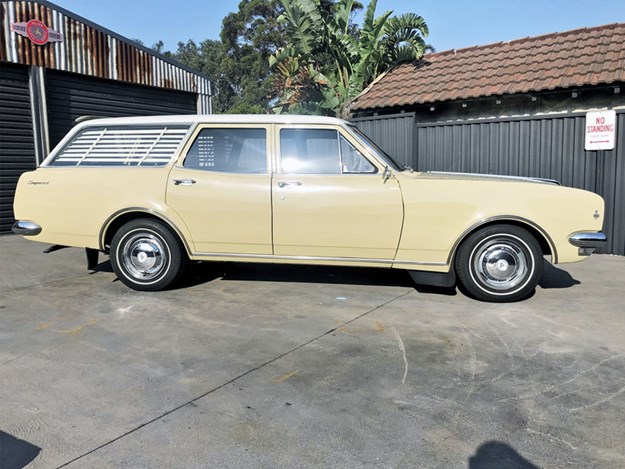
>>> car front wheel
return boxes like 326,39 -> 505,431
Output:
455,224 -> 544,302
110,218 -> 186,291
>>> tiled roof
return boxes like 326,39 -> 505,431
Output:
351,23 -> 625,111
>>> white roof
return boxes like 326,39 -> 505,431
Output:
76,114 -> 348,128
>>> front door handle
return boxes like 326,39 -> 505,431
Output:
172,179 -> 196,186
277,181 -> 302,188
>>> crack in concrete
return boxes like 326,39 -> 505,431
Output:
0,272 -> 99,295
55,289 -> 415,468
569,384 -> 625,413
526,427 -> 577,451
500,353 -> 625,403
390,325 -> 409,384
451,312 -> 477,382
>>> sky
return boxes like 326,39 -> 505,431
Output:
50,0 -> 625,53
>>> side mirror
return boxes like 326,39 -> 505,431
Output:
382,166 -> 392,183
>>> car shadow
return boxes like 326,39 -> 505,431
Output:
90,259 -> 114,273
91,257 -> 577,295
178,262 -> 416,289
539,260 -> 580,289
469,440 -> 539,468
413,284 -> 458,296
0,430 -> 41,469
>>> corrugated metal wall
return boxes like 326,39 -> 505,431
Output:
352,112 -> 625,255
46,70 -> 197,149
0,63 -> 35,232
351,113 -> 415,168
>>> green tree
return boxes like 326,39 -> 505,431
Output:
270,0 -> 429,117
164,39 -> 231,113
161,0 -> 285,114
219,0 -> 286,113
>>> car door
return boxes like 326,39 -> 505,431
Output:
272,125 -> 404,263
166,125 -> 273,255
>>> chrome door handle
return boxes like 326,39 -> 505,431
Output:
277,181 -> 302,188
172,179 -> 196,186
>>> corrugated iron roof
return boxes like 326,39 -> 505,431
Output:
351,23 -> 625,111
0,0 -> 212,95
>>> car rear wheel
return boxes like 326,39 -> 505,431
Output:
110,218 -> 186,291
455,224 -> 543,302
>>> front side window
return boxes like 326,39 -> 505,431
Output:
280,128 -> 377,174
340,136 -> 377,174
184,128 -> 267,174
280,129 -> 341,174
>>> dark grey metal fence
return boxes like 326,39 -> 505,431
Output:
352,111 -> 625,255
351,112 -> 415,169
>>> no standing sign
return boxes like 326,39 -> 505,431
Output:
585,110 -> 616,151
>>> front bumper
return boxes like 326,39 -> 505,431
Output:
568,231 -> 607,255
12,221 -> 42,236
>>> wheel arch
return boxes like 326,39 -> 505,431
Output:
100,208 -> 191,257
447,216 -> 557,266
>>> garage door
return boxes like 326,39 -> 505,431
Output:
46,70 -> 197,149
0,63 -> 36,233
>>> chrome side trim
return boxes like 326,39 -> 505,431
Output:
568,231 -> 607,248
446,215 -> 558,265
12,221 -> 42,236
427,171 -> 560,186
193,251 -> 446,267
99,208 -> 192,256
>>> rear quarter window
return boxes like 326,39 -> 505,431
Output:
49,125 -> 190,167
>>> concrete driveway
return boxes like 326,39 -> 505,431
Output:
1,234 -> 624,468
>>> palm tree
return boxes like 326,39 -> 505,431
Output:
270,0 -> 429,117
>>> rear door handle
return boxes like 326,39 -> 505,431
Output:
277,181 -> 302,188
172,179 -> 196,186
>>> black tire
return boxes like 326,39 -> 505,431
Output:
455,224 -> 543,302
110,218 -> 187,291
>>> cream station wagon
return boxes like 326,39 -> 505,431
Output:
13,115 -> 606,302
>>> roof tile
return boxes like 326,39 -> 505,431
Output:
352,23 -> 625,110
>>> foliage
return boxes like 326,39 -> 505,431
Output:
269,0 -> 429,117
161,0 -> 285,114
152,0 -> 428,115
219,0 -> 286,113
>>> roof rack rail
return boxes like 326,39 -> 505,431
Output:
74,115 -> 109,124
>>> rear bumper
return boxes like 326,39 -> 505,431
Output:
12,221 -> 42,236
568,231 -> 607,255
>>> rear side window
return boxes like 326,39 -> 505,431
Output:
49,125 -> 190,167
183,128 -> 267,174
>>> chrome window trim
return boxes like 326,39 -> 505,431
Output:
345,124 -> 403,172
338,134 -> 378,175
276,124 -> 382,176
180,126 -> 270,174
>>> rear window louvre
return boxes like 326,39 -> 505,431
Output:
49,125 -> 190,166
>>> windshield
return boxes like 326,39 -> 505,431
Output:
346,124 -> 404,171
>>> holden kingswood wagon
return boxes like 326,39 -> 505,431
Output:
13,115 -> 606,302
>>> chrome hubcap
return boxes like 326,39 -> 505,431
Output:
473,238 -> 528,291
122,234 -> 167,280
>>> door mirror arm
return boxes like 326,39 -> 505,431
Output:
382,166 -> 392,183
